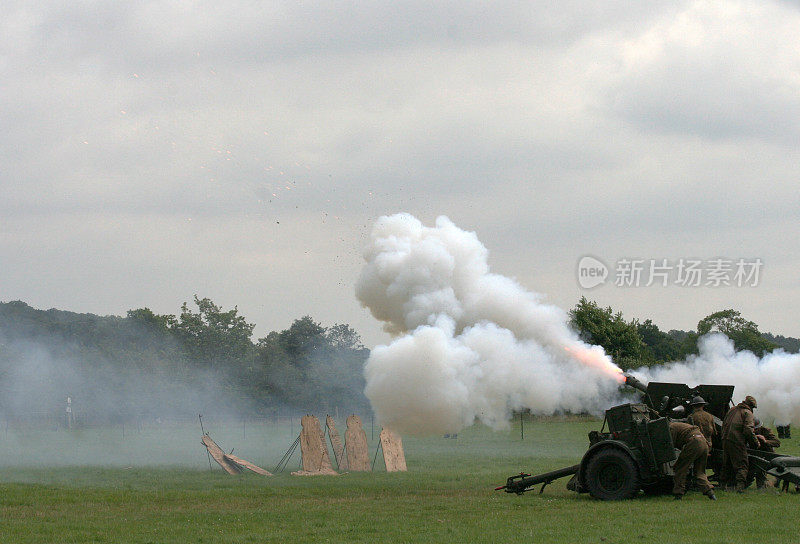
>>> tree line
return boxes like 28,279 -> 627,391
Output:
568,297 -> 797,371
0,298 -> 370,419
0,297 -> 796,419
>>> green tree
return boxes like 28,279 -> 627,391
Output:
251,316 -> 369,411
568,297 -> 644,370
761,332 -> 800,353
170,296 -> 256,367
249,330 -> 303,404
696,309 -> 777,357
277,315 -> 326,363
637,319 -> 685,363
126,308 -> 176,331
325,323 -> 365,350
666,329 -> 700,359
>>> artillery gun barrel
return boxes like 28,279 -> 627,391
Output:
622,373 -> 647,393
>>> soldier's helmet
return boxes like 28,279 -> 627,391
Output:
744,395 -> 758,409
690,396 -> 706,406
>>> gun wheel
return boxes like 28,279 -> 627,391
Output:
585,449 -> 640,500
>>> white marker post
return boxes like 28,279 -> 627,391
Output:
65,396 -> 73,430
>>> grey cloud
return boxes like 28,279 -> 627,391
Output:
602,1 -> 800,143
6,1 -> 674,70
2,1 -> 800,350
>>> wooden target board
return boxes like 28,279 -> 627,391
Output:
379,428 -> 407,472
345,415 -> 370,472
326,415 -> 347,471
201,435 -> 241,475
224,453 -> 272,476
292,415 -> 337,475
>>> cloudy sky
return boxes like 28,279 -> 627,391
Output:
2,0 -> 799,348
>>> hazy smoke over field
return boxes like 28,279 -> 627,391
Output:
0,333 -> 257,467
0,341 -> 240,423
357,214 -> 799,434
356,214 -> 624,434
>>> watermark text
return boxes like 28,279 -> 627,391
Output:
577,257 -> 762,289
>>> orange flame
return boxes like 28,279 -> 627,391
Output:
563,346 -> 625,383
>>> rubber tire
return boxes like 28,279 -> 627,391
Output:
585,448 -> 641,500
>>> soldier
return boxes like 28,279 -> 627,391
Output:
721,395 -> 760,492
687,396 -> 715,448
747,417 -> 781,489
669,420 -> 716,500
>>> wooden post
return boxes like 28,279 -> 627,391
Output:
371,439 -> 382,471
199,414 -> 213,471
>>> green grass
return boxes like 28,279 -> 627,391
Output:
1,417 -> 798,543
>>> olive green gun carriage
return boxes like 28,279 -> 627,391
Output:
497,374 -> 800,499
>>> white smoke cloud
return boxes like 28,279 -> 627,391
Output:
357,213 -> 800,434
356,214 -> 624,434
635,333 -> 800,426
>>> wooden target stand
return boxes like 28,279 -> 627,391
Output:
273,414 -> 406,475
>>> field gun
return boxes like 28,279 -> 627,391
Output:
497,373 -> 800,499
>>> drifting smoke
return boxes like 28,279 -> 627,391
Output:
0,339 -> 243,422
356,214 -> 624,435
0,326 -> 259,467
634,334 -> 800,426
357,214 -> 800,435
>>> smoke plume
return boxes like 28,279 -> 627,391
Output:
356,214 -> 624,434
357,214 -> 799,434
634,334 -> 800,426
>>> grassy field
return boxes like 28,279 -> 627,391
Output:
1,416 -> 798,543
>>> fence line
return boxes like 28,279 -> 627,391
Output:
0,410 -> 373,433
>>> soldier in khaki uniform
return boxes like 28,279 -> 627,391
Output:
687,396 -> 715,448
721,395 -> 759,492
669,421 -> 716,500
747,418 -> 781,489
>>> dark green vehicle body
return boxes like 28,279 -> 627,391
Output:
566,402 -> 676,499
498,376 -> 800,499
